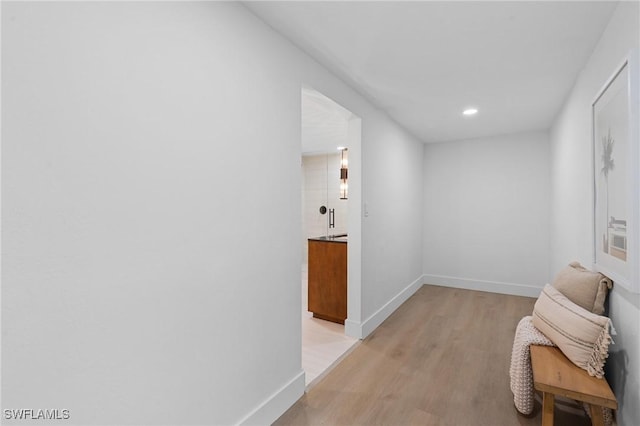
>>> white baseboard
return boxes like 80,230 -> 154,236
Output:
347,275 -> 423,339
237,370 -> 305,426
422,274 -> 542,298
344,318 -> 363,339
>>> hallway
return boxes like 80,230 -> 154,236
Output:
278,285 -> 592,425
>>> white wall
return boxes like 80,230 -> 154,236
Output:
423,131 -> 550,297
2,3 -> 303,425
1,2 -> 424,424
359,118 -> 424,336
549,2 -> 639,424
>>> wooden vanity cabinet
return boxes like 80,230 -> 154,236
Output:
308,239 -> 347,324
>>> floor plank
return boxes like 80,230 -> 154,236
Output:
277,285 -> 593,426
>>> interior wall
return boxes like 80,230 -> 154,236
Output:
422,131 -> 550,296
358,117 -> 424,334
1,2 -> 424,424
2,3 -> 304,425
549,2 -> 640,424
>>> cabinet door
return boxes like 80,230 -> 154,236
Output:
308,240 -> 347,324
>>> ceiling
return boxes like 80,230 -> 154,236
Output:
301,87 -> 353,155
246,1 -> 618,143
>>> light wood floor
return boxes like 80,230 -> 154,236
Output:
277,285 -> 593,426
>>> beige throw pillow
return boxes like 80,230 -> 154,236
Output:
532,284 -> 612,378
552,261 -> 612,315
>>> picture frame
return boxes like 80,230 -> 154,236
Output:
592,48 -> 640,294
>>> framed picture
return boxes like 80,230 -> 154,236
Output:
592,48 -> 639,293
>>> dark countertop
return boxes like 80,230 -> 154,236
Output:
308,234 -> 348,243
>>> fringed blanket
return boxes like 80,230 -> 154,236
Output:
509,316 -> 554,415
509,316 -> 613,426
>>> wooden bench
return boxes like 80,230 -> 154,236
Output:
530,345 -> 617,426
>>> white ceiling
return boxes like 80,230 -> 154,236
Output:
246,1 -> 618,143
302,87 -> 353,155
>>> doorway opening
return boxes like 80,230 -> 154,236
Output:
301,86 -> 361,387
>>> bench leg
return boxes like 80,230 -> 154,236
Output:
542,392 -> 554,426
589,405 -> 605,426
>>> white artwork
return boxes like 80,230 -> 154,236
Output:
593,49 -> 640,293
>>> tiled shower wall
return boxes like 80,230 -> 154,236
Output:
302,153 -> 348,264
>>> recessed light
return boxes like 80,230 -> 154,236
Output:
463,108 -> 478,116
